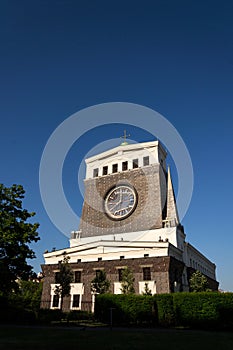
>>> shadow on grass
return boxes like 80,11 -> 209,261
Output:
1,326 -> 233,350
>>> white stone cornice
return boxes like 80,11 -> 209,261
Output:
85,140 -> 162,164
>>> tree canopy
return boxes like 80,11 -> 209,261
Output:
0,184 -> 40,295
189,270 -> 210,292
120,267 -> 135,294
91,270 -> 110,294
54,254 -> 74,309
10,279 -> 43,312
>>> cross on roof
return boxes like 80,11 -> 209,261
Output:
120,130 -> 130,145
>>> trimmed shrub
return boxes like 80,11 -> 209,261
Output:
66,310 -> 95,321
37,308 -> 64,324
173,292 -> 219,328
153,294 -> 175,327
95,294 -> 154,326
216,293 -> 233,330
95,292 -> 233,330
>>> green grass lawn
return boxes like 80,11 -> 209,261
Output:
0,326 -> 233,350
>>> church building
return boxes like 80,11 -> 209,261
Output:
41,139 -> 218,311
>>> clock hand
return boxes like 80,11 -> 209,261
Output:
110,202 -> 121,211
114,205 -> 133,215
109,192 -> 123,210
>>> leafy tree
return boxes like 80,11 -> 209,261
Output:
10,279 -> 43,312
0,184 -> 40,295
143,282 -> 152,295
54,254 -> 74,310
120,267 -> 135,294
91,270 -> 110,294
189,270 -> 210,292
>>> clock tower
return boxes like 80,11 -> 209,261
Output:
79,140 -> 168,237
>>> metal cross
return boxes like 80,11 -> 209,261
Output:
120,130 -> 130,143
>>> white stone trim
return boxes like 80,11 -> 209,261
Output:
139,281 -> 157,295
50,284 -> 61,309
114,282 -> 122,294
85,141 -> 167,179
70,283 -> 84,310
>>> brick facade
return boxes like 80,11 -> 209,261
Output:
79,164 -> 167,237
41,255 -> 187,312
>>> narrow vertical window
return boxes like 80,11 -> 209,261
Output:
96,269 -> 101,278
55,272 -> 60,283
103,166 -> 108,175
143,267 -> 151,281
118,269 -> 123,282
74,271 -> 81,283
72,294 -> 80,308
52,294 -> 59,307
143,156 -> 149,166
112,164 -> 118,173
122,161 -> 128,171
133,159 -> 138,168
93,168 -> 99,177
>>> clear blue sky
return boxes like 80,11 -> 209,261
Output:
1,0 -> 233,291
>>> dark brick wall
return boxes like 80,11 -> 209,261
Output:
40,264 -> 56,309
79,165 -> 167,237
41,255 -> 187,311
169,256 -> 185,292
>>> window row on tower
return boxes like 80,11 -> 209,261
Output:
93,156 -> 150,178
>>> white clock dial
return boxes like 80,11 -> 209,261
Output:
105,185 -> 137,220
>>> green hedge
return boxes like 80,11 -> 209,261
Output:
37,308 -> 64,324
154,294 -> 175,327
173,292 -> 219,328
65,310 -> 95,321
95,292 -> 233,329
95,294 -> 155,326
173,292 -> 233,329
216,293 -> 233,330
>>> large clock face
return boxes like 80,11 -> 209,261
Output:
104,185 -> 137,220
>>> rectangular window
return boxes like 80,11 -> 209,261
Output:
133,159 -> 138,168
55,272 -> 60,283
52,294 -> 59,308
96,269 -> 101,278
77,259 -> 81,263
143,156 -> 149,166
143,267 -> 151,281
122,161 -> 128,171
118,269 -> 124,282
98,257 -> 102,261
74,270 -> 81,283
72,294 -> 80,308
112,164 -> 118,173
144,254 -> 149,258
120,256 -> 125,260
93,168 -> 99,177
103,166 -> 108,175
